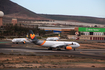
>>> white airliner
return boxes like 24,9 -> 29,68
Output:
12,34 -> 30,44
46,34 -> 60,41
29,30 -> 80,51
12,38 -> 30,44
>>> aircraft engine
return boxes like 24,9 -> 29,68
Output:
65,46 -> 72,50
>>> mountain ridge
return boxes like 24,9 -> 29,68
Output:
0,0 -> 50,20
39,14 -> 105,24
0,0 -> 105,24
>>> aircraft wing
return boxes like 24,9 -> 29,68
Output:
51,44 -> 65,48
51,43 -> 73,48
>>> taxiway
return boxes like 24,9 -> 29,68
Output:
0,40 -> 105,59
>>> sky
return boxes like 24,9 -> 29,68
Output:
10,0 -> 105,18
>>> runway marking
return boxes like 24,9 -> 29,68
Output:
0,48 -> 56,53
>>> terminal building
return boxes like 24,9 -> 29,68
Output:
39,27 -> 72,33
39,27 -> 105,40
78,27 -> 105,40
39,27 -> 77,34
12,18 -> 17,26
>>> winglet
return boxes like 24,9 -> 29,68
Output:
26,33 -> 28,39
58,34 -> 60,37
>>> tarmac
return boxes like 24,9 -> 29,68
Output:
0,40 -> 105,70
0,40 -> 105,59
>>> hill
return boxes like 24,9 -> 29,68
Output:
39,14 -> 105,24
0,0 -> 105,24
0,0 -> 49,21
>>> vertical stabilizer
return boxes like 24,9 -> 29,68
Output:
26,33 -> 29,39
29,30 -> 38,42
58,34 -> 60,37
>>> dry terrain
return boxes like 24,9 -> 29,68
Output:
0,41 -> 105,69
0,54 -> 105,69
79,43 -> 105,49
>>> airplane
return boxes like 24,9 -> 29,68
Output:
46,34 -> 60,41
29,30 -> 80,51
12,34 -> 30,44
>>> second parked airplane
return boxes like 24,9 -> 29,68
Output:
12,34 -> 30,44
46,34 -> 60,41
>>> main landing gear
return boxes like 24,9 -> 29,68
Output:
57,48 -> 61,50
48,47 -> 52,50
73,48 -> 75,51
16,42 -> 18,44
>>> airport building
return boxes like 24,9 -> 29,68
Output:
39,27 -> 105,40
12,18 -> 17,26
68,27 -> 105,40
78,27 -> 105,40
39,27 -> 77,34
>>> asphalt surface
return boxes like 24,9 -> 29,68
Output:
0,40 -> 105,59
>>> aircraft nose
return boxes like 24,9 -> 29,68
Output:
77,43 -> 80,47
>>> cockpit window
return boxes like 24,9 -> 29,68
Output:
72,43 -> 76,45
